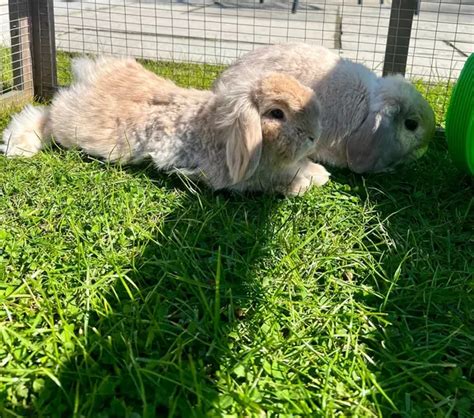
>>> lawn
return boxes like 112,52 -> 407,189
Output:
0,53 -> 472,417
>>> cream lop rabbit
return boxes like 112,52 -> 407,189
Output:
1,56 -> 329,195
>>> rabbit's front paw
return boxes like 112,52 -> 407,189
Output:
283,161 -> 330,196
286,176 -> 314,196
300,161 -> 330,186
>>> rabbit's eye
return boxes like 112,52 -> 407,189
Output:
268,109 -> 285,120
405,119 -> 418,131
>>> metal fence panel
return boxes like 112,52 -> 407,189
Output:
1,0 -> 473,108
1,0 -> 33,104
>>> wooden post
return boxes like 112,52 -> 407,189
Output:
382,0 -> 417,76
8,0 -> 33,101
29,0 -> 57,100
291,0 -> 299,14
4,0 -> 57,105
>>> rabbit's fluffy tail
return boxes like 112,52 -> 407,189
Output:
1,105 -> 51,157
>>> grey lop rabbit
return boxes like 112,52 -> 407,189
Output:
1,56 -> 329,195
214,43 -> 436,174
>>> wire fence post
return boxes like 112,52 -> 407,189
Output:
382,0 -> 417,76
8,0 -> 33,102
29,0 -> 57,101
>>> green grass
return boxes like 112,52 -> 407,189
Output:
0,47 -> 13,93
0,53 -> 473,417
413,79 -> 454,128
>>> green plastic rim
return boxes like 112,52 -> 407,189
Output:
445,53 -> 474,175
466,116 -> 474,174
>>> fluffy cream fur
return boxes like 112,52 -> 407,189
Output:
1,56 -> 330,195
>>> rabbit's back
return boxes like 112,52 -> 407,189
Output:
217,43 -> 340,87
49,57 -> 180,162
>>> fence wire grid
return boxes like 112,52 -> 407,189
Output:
0,0 -> 473,116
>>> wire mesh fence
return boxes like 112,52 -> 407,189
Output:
0,0 -> 473,116
1,0 -> 57,104
0,1 -> 33,102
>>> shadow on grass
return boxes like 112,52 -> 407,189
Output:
349,137 -> 473,416
30,165 -> 282,417
6,140 -> 471,417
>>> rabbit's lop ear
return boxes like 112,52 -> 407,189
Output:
215,89 -> 263,184
346,106 -> 400,173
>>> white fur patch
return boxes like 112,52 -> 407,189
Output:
1,105 -> 49,157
